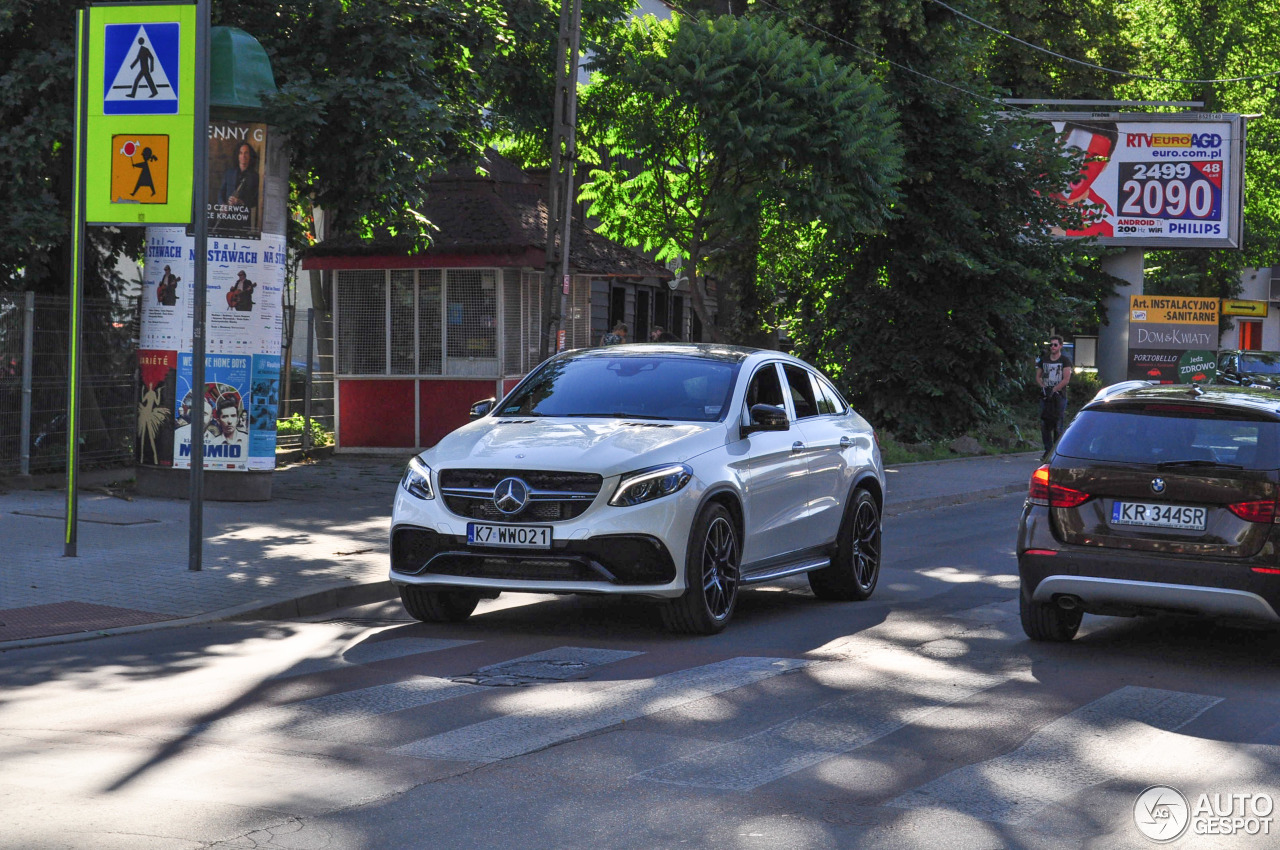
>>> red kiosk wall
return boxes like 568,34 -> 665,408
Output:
419,380 -> 495,447
337,380 -> 416,447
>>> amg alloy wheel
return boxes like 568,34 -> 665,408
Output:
809,488 -> 881,601
662,503 -> 740,635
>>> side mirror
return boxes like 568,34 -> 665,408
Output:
469,397 -> 496,420
744,403 -> 789,434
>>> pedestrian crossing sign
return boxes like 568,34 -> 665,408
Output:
110,135 -> 170,205
83,4 -> 195,225
103,23 -> 180,115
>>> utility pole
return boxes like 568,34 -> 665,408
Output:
540,0 -> 583,361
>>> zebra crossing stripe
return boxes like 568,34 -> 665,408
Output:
885,686 -> 1222,823
636,665 -> 1004,791
214,676 -> 480,738
392,656 -> 811,763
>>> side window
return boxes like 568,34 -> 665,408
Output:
782,364 -> 819,420
744,363 -> 785,414
815,375 -> 847,415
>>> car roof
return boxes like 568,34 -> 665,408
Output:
559,343 -> 807,367
1085,382 -> 1280,418
1222,349 -> 1280,362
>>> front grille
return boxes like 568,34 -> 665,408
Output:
438,468 -> 604,522
391,527 -> 675,585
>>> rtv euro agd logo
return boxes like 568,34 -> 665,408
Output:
1134,785 -> 1274,842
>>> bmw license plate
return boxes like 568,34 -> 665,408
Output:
467,522 -> 552,549
1110,501 -> 1207,531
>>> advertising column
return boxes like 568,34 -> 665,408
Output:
1127,295 -> 1219,383
138,114 -> 287,478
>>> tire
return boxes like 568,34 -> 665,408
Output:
661,503 -> 740,635
1019,583 -> 1082,641
399,585 -> 481,623
808,488 -> 881,601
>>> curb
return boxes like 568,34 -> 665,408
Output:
0,579 -> 398,652
884,482 -> 1028,518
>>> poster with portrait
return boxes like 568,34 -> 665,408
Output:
205,121 -> 266,240
173,353 -> 251,470
1042,113 -> 1244,249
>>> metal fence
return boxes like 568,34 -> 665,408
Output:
277,306 -> 336,452
0,292 -> 137,475
0,293 -> 337,473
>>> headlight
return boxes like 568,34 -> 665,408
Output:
400,456 -> 435,500
609,463 -> 692,507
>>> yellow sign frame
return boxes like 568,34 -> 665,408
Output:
85,3 -> 195,225
1221,299 -> 1268,318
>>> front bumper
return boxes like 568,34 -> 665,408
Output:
389,475 -> 701,598
1018,503 -> 1280,623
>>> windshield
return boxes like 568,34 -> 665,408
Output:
1239,354 -> 1280,375
497,356 -> 740,422
1056,407 -> 1280,470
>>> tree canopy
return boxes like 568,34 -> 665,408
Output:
580,13 -> 904,340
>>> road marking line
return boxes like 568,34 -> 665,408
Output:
392,657 -> 810,763
885,686 -> 1222,823
277,637 -> 476,678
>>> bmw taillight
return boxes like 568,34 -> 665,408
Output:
1028,465 -> 1092,508
1227,499 -> 1278,523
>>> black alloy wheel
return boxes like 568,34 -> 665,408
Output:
662,503 -> 740,634
809,488 -> 881,601
399,585 -> 481,623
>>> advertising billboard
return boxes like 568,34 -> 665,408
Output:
1042,112 -> 1246,249
1127,295 -> 1218,383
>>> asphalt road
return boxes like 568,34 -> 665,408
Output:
2,493 -> 1279,849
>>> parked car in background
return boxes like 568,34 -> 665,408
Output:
1017,383 -> 1280,641
391,343 -> 885,634
1216,350 -> 1280,388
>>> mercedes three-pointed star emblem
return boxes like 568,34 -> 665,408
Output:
493,477 -> 530,514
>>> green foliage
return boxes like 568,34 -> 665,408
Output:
580,12 -> 904,337
276,413 -> 333,447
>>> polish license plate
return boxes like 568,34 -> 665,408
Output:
1110,501 -> 1207,531
467,523 -> 552,549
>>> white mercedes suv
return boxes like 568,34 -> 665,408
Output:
390,343 -> 884,634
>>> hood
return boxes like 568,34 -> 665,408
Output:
421,417 -> 727,476
1238,371 -> 1280,387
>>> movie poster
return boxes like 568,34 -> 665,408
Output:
174,353 -> 251,470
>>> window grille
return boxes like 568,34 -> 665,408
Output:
418,269 -> 442,375
336,270 -> 387,374
503,269 -> 524,376
390,270 -> 415,375
444,269 -> 498,377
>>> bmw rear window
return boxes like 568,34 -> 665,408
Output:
1055,407 -> 1280,469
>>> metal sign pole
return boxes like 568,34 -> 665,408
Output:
188,0 -> 210,570
65,7 -> 91,557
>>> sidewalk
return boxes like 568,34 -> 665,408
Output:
0,451 -> 1041,648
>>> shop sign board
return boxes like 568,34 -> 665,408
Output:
1127,295 -> 1219,383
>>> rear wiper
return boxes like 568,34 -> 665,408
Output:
1156,459 -> 1244,470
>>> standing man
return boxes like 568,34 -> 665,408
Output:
1036,335 -> 1073,460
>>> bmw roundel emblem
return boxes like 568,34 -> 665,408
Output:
1150,477 -> 1166,494
493,477 -> 530,514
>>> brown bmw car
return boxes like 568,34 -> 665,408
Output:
1017,383 -> 1280,641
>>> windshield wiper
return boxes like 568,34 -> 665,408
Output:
1156,459 -> 1244,470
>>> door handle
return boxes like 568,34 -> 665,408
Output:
839,436 -> 854,449
791,441 -> 806,453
